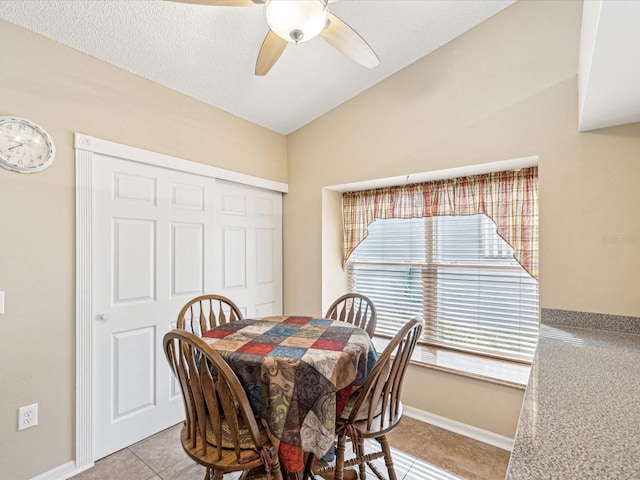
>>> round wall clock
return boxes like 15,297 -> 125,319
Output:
0,116 -> 56,173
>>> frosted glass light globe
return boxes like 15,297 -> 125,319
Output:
265,0 -> 328,44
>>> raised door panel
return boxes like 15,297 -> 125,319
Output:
112,327 -> 155,419
171,183 -> 204,211
222,193 -> 246,217
222,227 -> 247,289
113,173 -> 156,205
255,302 -> 275,316
113,219 -> 155,304
256,228 -> 275,285
255,196 -> 275,218
171,222 -> 204,296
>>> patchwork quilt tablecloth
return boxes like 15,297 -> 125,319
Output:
203,315 -> 378,473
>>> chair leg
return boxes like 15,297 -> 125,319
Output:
378,436 -> 397,480
334,434 -> 347,480
272,456 -> 284,480
356,437 -> 367,480
302,452 -> 316,480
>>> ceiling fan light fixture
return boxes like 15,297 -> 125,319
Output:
265,0 -> 328,44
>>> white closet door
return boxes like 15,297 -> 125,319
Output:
92,155 -> 217,459
215,180 -> 283,318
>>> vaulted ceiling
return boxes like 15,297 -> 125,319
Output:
0,0 -> 516,134
1,1 -> 638,135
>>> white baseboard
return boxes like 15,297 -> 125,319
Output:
402,405 -> 514,452
30,461 -> 86,480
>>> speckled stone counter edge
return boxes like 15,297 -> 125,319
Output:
541,308 -> 640,336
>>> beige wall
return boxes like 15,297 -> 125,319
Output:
402,365 -> 524,438
285,0 -> 640,436
321,189 -> 347,309
0,21 -> 286,479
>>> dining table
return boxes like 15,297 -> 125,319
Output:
202,315 -> 378,478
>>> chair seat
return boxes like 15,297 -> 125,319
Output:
181,424 -> 272,474
206,415 -> 270,449
340,390 -> 383,422
341,400 -> 403,437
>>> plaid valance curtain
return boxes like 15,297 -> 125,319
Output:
342,167 -> 539,279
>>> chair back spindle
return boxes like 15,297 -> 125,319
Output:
325,293 -> 377,337
177,294 -> 243,336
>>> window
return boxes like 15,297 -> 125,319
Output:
342,167 -> 539,363
348,215 -> 538,362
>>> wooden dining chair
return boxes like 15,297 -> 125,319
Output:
164,329 -> 282,480
177,294 -> 243,336
325,293 -> 377,337
303,317 -> 422,480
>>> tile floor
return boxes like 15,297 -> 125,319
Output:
71,416 -> 510,480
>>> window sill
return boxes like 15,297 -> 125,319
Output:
371,336 -> 530,390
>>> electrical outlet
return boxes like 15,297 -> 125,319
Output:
18,403 -> 38,431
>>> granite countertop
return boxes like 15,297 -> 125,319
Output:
506,309 -> 640,479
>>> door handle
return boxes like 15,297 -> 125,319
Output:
98,313 -> 110,321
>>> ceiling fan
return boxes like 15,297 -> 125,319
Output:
168,0 -> 380,76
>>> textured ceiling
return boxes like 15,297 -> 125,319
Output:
0,0 -> 516,134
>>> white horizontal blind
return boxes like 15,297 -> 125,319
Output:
348,215 -> 539,362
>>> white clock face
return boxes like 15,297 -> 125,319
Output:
0,117 -> 55,173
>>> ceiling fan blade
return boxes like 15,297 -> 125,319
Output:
320,12 -> 379,69
255,30 -> 288,76
167,0 -> 262,6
